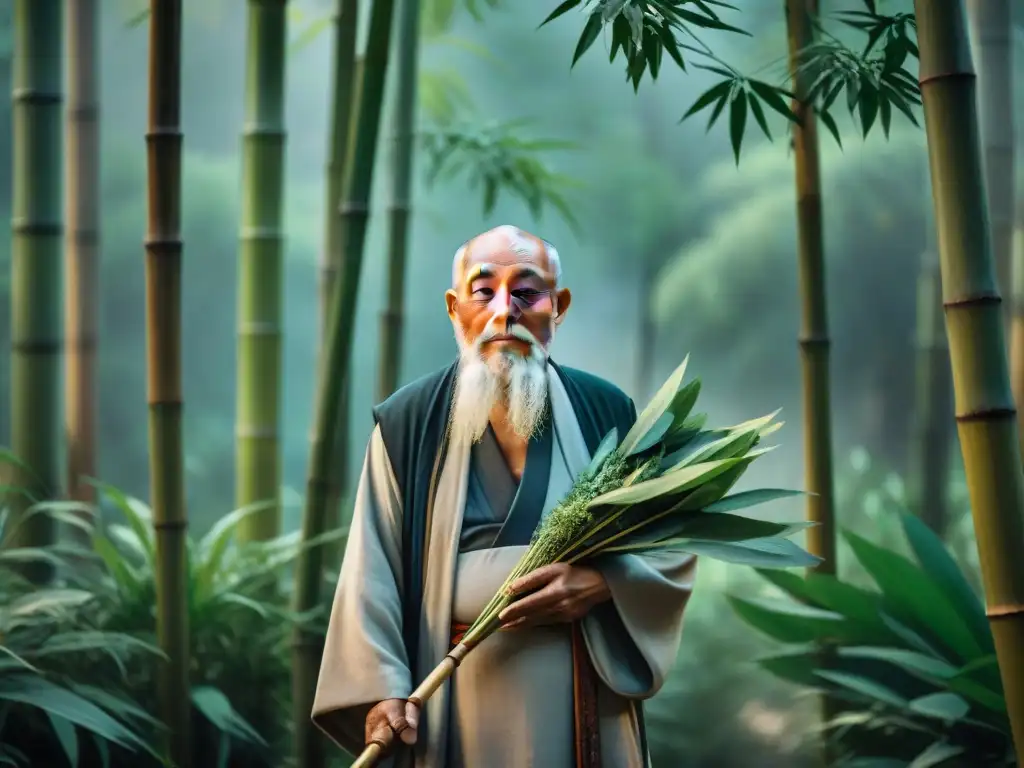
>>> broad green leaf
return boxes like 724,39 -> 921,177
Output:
815,670 -> 908,708
704,488 -> 805,514
47,714 -> 79,767
898,513 -> 992,655
730,595 -> 856,643
757,651 -> 822,687
590,456 -> 747,506
844,530 -> 983,662
908,692 -> 969,723
192,686 -> 267,746
627,411 -> 674,456
677,537 -> 818,568
837,647 -> 957,680
0,674 -> 147,753
619,356 -> 689,455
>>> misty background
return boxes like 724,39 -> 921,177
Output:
1,0 -> 1023,763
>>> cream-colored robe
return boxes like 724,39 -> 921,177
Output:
312,367 -> 697,767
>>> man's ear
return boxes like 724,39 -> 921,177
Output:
553,288 -> 572,325
445,289 -> 458,321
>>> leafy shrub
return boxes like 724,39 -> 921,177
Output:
0,468 -> 162,766
730,512 -> 1013,766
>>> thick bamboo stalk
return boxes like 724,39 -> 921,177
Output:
784,0 -> 836,575
378,0 -> 422,402
64,0 -> 99,519
8,0 -> 64,581
235,0 -> 288,543
914,1 -> 1024,761
909,247 -> 953,537
145,0 -> 190,763
317,3 -> 359,572
966,0 -> 1014,326
291,0 -> 396,764
1011,213 -> 1024,457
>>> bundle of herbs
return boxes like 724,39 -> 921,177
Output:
353,356 -> 816,767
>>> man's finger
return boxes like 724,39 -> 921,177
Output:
498,584 -> 561,623
508,563 -> 563,596
401,700 -> 419,745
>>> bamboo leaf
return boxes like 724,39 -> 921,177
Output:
584,428 -> 618,477
571,11 -> 602,67
46,714 -> 79,767
676,536 -> 820,568
907,692 -> 970,723
907,742 -> 966,768
748,79 -> 799,123
844,530 -> 984,663
748,92 -> 771,140
591,456 -> 747,507
728,595 -> 856,643
729,89 -> 747,164
627,411 -> 674,456
815,670 -> 909,708
191,686 -> 268,746
705,488 -> 805,514
817,108 -> 842,147
681,79 -> 732,120
897,514 -> 992,655
540,0 -> 581,27
837,646 -> 958,680
619,356 -> 689,455
757,651 -> 822,687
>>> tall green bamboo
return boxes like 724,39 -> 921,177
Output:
8,0 -> 63,579
291,0 -> 396,763
65,0 -> 100,519
909,243 -> 953,536
145,0 -> 190,763
377,0 -> 421,401
966,0 -> 1014,326
914,1 -> 1024,760
1011,212 -> 1024,457
317,1 -> 359,570
235,0 -> 289,543
784,0 -> 836,574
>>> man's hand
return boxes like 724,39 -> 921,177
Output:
365,698 -> 420,749
498,563 -> 611,629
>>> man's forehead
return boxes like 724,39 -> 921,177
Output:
456,226 -> 554,282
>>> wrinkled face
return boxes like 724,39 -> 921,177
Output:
445,229 -> 572,361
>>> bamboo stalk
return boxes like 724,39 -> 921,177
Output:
64,0 -> 99,522
914,1 -> 1024,761
235,0 -> 289,543
1011,212 -> 1024,458
909,232 -> 953,537
378,0 -> 422,402
8,0 -> 64,581
291,0 -> 396,764
966,0 -> 1014,328
317,2 -> 359,572
145,0 -> 190,764
784,0 -> 836,575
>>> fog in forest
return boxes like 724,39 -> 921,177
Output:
1,1 -> 1023,765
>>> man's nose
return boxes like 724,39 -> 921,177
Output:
490,286 -> 522,330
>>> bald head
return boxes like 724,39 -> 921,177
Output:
451,225 -> 562,288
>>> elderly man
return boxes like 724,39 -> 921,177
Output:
312,226 -> 696,767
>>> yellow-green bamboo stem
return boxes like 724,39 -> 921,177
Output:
966,0 -> 1014,327
65,0 -> 100,526
1011,213 -> 1024,458
145,0 -> 190,763
9,0 -> 64,581
317,3 -> 359,571
915,1 -> 1024,761
235,0 -> 288,543
292,0 -> 396,763
909,243 -> 953,537
378,0 -> 421,401
784,0 -> 836,575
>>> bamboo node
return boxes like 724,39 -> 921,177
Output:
943,292 -> 1001,309
237,321 -> 282,336
918,70 -> 976,88
11,88 -> 62,105
239,227 -> 284,242
144,237 -> 183,254
12,220 -> 63,236
67,104 -> 100,120
797,335 -> 830,347
152,520 -> 189,531
339,202 -> 370,215
235,425 -> 279,440
145,129 -> 183,140
11,339 -> 62,354
955,407 -> 1016,424
985,603 -> 1024,620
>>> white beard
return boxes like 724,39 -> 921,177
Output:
449,322 -> 550,448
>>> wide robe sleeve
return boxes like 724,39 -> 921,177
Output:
581,551 -> 697,699
312,425 -> 412,754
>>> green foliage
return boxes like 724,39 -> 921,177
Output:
0,470 -> 162,767
544,0 -> 922,160
420,119 -> 581,229
82,482 -> 347,766
730,512 -> 1014,766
